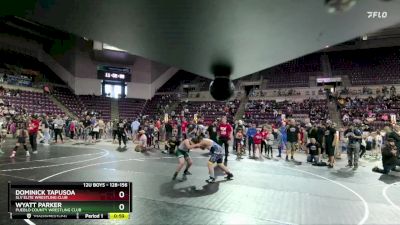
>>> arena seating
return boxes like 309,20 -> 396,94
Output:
0,87 -> 64,116
0,50 -> 64,86
142,94 -> 178,117
329,48 -> 400,85
244,99 -> 328,125
175,100 -> 240,124
52,86 -> 87,116
118,98 -> 146,121
338,96 -> 399,130
79,95 -> 111,121
261,54 -> 321,88
157,70 -> 197,92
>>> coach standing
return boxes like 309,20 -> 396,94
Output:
286,119 -> 300,161
217,116 -> 233,165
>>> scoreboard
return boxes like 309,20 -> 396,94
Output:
97,65 -> 131,82
8,182 -> 132,220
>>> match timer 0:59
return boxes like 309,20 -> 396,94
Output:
109,213 -> 130,220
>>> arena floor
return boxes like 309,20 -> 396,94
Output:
0,140 -> 399,225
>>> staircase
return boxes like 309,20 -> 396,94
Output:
320,54 -> 332,76
327,101 -> 342,128
342,75 -> 351,87
111,99 -> 119,120
167,100 -> 180,115
48,95 -> 76,119
309,76 -> 317,87
234,95 -> 248,120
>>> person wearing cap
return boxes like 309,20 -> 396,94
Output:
324,120 -> 337,168
372,138 -> 399,174
344,122 -> 363,170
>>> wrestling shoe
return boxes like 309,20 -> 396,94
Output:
206,177 -> 216,183
172,172 -> 178,180
225,173 -> 234,180
26,151 -> 30,157
181,174 -> 187,181
10,151 -> 16,158
183,170 -> 192,175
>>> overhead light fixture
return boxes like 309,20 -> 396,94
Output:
325,0 -> 357,14
103,43 -> 127,52
362,35 -> 368,40
325,45 -> 330,48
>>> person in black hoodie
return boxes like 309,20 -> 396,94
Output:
372,138 -> 399,174
117,119 -> 128,147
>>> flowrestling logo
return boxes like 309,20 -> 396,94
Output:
367,11 -> 388,19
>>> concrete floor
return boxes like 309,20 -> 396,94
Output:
0,140 -> 399,225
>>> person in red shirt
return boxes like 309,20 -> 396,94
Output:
253,127 -> 263,159
260,126 -> 268,156
181,118 -> 188,139
28,115 -> 40,154
217,116 -> 233,164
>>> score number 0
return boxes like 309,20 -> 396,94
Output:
119,191 -> 125,211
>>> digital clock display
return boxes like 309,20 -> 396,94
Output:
97,67 -> 131,82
